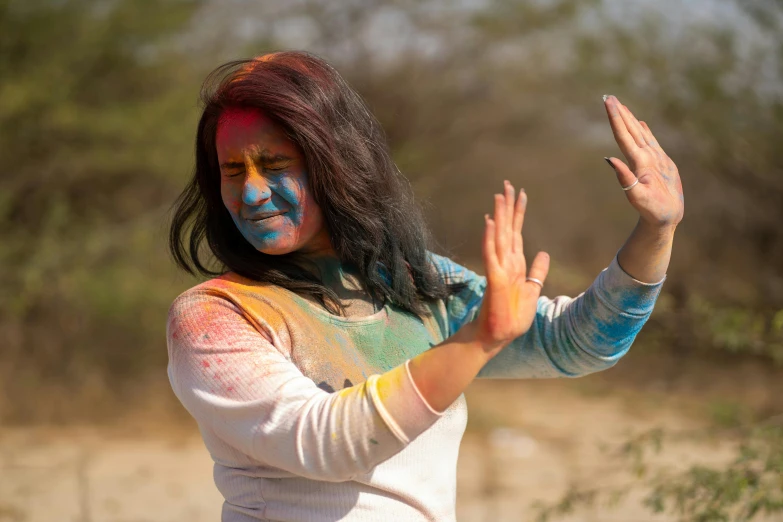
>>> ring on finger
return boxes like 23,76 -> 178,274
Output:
526,277 -> 543,288
622,178 -> 639,191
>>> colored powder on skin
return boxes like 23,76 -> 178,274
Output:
216,106 -> 327,257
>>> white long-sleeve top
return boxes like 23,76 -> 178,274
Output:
166,253 -> 665,521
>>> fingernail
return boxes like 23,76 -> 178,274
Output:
602,94 -> 612,102
604,157 -> 615,169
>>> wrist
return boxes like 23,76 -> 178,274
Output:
637,218 -> 677,239
457,320 -> 507,361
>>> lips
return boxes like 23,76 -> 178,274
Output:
245,210 -> 287,222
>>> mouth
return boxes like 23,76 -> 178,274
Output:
246,211 -> 287,223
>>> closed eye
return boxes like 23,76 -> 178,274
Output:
264,161 -> 291,172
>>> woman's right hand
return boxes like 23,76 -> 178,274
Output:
407,181 -> 550,413
470,181 -> 550,357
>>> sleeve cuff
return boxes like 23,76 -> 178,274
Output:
404,359 -> 446,416
595,254 -> 666,316
366,361 -> 443,445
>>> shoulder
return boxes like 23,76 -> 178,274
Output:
166,272 -> 285,341
168,274 -> 236,319
167,276 -> 242,345
427,251 -> 484,286
169,272 -> 280,316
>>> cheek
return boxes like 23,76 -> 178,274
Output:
300,192 -> 325,231
277,173 -> 311,220
295,180 -> 325,232
277,173 -> 325,242
221,181 -> 243,216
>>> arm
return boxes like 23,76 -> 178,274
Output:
480,254 -> 664,377
167,292 -> 442,482
603,93 -> 683,285
434,95 -> 682,380
168,286 -> 526,478
433,253 -> 665,379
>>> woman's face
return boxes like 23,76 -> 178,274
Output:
216,107 -> 333,256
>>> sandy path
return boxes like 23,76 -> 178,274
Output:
0,379 -> 739,522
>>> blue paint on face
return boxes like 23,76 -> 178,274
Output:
216,107 -> 334,257
229,169 -> 308,251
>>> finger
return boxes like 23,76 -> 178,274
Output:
504,180 -> 515,254
605,157 -> 640,193
494,193 -> 508,266
603,95 -> 638,157
504,180 -> 515,227
638,120 -> 655,146
525,251 -> 550,296
619,103 -> 647,148
639,120 -> 662,149
512,188 -> 526,254
482,214 -> 501,274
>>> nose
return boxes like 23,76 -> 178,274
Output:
242,172 -> 272,206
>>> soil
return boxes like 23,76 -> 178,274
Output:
1,351 -> 780,522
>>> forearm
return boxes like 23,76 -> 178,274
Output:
477,253 -> 665,379
617,218 -> 676,284
405,321 -> 498,412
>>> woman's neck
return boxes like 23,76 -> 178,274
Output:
305,255 -> 381,316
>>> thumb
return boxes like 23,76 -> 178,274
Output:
604,157 -> 637,189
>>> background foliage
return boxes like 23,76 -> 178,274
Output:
1,0 -> 781,519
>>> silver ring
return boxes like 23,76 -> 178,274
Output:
621,178 -> 639,191
526,277 -> 543,288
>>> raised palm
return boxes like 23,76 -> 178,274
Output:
603,95 -> 684,228
473,181 -> 550,356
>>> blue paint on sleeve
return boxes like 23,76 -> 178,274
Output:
428,252 -> 666,379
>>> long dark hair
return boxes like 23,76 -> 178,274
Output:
169,51 -> 459,316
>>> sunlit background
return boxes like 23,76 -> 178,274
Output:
1,0 -> 782,520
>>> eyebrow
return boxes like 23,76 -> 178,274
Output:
219,152 -> 293,170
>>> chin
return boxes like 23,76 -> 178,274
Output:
255,242 -> 297,256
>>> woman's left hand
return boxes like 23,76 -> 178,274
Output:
603,95 -> 684,230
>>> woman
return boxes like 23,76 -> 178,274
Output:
167,51 -> 683,521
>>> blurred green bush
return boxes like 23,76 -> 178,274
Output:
0,0 -> 204,421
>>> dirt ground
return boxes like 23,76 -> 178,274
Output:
1,353 -> 780,522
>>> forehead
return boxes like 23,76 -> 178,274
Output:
215,107 -> 291,150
